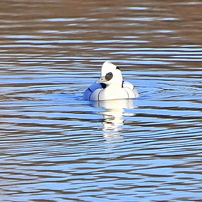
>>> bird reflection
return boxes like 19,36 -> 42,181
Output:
92,99 -> 136,144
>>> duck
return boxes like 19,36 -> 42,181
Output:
83,61 -> 139,101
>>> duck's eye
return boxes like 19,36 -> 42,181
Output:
105,72 -> 113,81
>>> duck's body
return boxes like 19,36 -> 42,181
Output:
83,61 -> 139,101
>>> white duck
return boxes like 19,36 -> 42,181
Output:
83,61 -> 139,101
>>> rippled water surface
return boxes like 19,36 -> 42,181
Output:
1,0 -> 202,201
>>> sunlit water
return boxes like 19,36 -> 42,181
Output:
1,0 -> 202,201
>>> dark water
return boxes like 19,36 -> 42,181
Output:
1,0 -> 202,201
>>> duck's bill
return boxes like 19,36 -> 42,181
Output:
96,76 -> 106,83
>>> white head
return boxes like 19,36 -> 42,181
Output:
97,61 -> 123,87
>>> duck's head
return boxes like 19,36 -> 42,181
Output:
96,61 -> 123,87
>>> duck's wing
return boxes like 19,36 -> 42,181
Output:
83,83 -> 103,100
123,81 -> 134,90
123,81 -> 139,98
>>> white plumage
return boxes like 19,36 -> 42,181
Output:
83,61 -> 139,101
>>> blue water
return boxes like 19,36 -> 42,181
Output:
1,0 -> 202,201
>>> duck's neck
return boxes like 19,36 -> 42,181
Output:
106,83 -> 122,89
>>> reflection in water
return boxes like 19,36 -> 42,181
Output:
92,99 -> 135,143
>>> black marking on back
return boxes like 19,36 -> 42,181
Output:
88,87 -> 93,92
101,83 -> 107,89
98,90 -> 101,101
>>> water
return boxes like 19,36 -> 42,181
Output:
1,0 -> 202,201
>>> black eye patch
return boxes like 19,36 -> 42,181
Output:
105,72 -> 113,81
